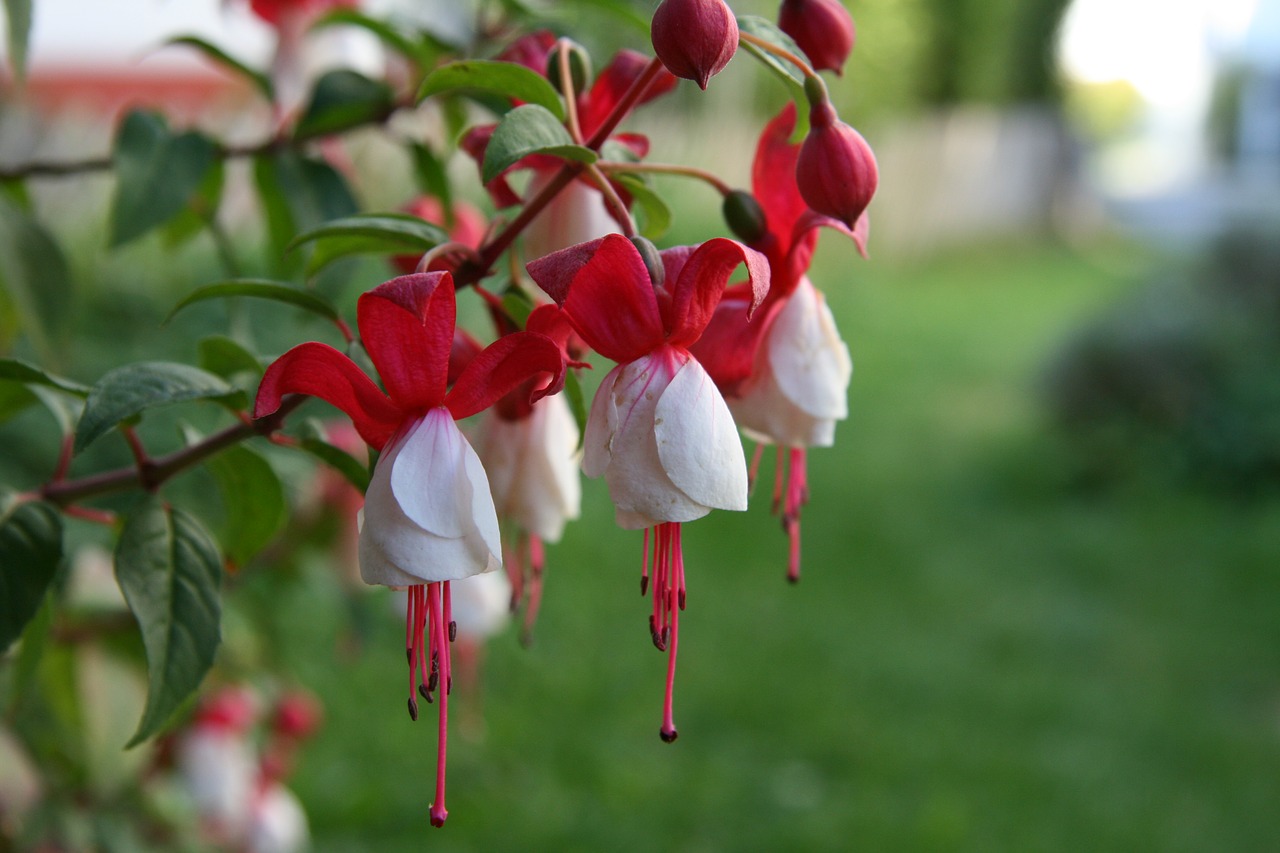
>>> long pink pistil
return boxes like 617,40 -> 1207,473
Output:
779,447 -> 809,583
643,522 -> 686,743
404,581 -> 454,828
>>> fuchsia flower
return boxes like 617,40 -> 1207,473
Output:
255,272 -> 564,827
693,103 -> 864,581
777,0 -> 856,75
650,0 -> 740,89
528,234 -> 769,741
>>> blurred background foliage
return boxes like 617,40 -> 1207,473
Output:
3,0 -> 1280,849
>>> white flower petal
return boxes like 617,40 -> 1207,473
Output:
359,409 -> 501,586
769,278 -> 851,420
655,357 -> 749,512
448,571 -> 512,640
581,363 -> 619,478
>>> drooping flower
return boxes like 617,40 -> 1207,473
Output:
693,103 -> 863,581
468,305 -> 583,641
777,0 -> 856,75
255,272 -> 564,826
650,0 -> 740,89
175,687 -> 260,843
528,234 -> 769,741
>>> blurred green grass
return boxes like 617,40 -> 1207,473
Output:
231,238 -> 1279,851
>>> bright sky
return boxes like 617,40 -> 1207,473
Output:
1058,0 -> 1261,107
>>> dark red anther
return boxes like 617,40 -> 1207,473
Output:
448,621 -> 457,642
640,574 -> 649,595
659,727 -> 679,743
407,697 -> 419,722
678,589 -> 686,610
427,670 -> 439,693
418,683 -> 431,702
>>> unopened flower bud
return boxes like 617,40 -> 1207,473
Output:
778,0 -> 856,75
630,235 -> 666,289
722,190 -> 768,244
650,0 -> 739,90
545,39 -> 593,97
796,100 -> 877,228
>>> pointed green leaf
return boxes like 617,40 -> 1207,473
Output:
198,335 -> 263,381
482,104 -> 596,184
295,421 -> 370,493
166,279 -> 344,327
28,386 -> 83,436
108,112 -> 219,247
75,362 -> 241,452
205,445 -> 285,566
3,0 -> 32,82
166,36 -> 274,100
114,497 -> 222,747
613,174 -> 671,240
0,357 -> 91,395
0,500 -> 62,653
8,592 -> 53,715
736,16 -> 811,137
161,158 -> 226,248
417,60 -> 565,121
0,383 -> 35,424
313,9 -> 440,68
253,150 -> 359,273
0,197 -> 74,363
408,142 -> 452,209
287,213 -> 448,276
295,70 -> 394,139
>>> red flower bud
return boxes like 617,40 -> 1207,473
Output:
272,691 -> 323,740
796,101 -> 877,228
650,0 -> 739,90
777,0 -> 855,75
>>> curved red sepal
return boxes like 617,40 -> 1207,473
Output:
445,331 -> 567,420
753,104 -> 809,251
526,234 -> 664,363
664,238 -> 770,348
255,341 -> 402,450
358,273 -> 455,413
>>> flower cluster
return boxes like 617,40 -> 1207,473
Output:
251,0 -> 876,829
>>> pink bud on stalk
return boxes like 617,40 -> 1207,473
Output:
777,0 -> 856,75
796,83 -> 877,229
650,0 -> 740,89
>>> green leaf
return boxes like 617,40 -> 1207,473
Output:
736,16 -> 811,137
161,158 -> 225,248
313,9 -> 439,68
408,142 -> 452,210
167,279 -> 344,328
28,386 -> 83,436
3,0 -> 32,82
564,369 -> 587,450
613,174 -> 672,240
0,501 -> 62,653
75,362 -> 240,452
554,0 -> 650,32
296,422 -> 370,493
295,70 -> 394,139
482,104 -> 596,184
198,335 -> 263,381
8,592 -> 52,715
501,285 -> 534,328
0,197 -> 74,363
253,150 -> 359,274
108,112 -> 219,247
287,213 -> 448,277
417,60 -> 565,121
0,382 -> 35,424
166,36 -> 273,100
0,357 -> 91,395
205,445 -> 285,566
114,497 -> 222,747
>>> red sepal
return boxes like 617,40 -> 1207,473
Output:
445,331 -> 566,420
357,273 -> 455,412
578,50 -> 677,138
254,341 -> 402,451
526,235 -> 664,363
663,238 -> 770,348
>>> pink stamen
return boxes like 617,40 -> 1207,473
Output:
785,447 -> 807,583
522,535 -> 546,645
406,586 -> 419,720
772,445 -> 787,513
640,527 -> 651,595
658,523 -> 682,742
428,581 -> 451,827
748,442 -> 764,493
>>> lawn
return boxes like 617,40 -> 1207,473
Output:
248,238 -> 1280,851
